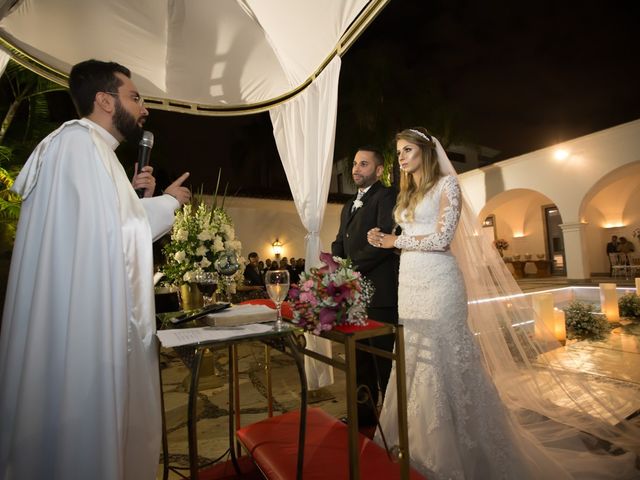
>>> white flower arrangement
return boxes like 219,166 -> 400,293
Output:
162,201 -> 244,285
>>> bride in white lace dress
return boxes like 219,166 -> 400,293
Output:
367,127 -> 640,479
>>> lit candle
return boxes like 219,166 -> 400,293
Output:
636,277 -> 640,293
533,293 -> 555,340
599,283 -> 619,322
553,308 -> 566,344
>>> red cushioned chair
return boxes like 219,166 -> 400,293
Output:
236,407 -> 425,480
237,300 -> 425,479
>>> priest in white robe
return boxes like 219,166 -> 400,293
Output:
0,60 -> 191,480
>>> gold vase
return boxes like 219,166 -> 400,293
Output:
180,283 -> 203,311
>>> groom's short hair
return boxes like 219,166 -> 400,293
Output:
357,146 -> 384,167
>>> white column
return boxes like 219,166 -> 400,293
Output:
559,222 -> 590,281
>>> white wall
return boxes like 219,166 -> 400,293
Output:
460,119 -> 640,223
460,119 -> 640,279
220,196 -> 343,263
479,189 -> 550,274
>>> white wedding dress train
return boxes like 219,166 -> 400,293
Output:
375,173 -> 640,479
377,175 -> 568,479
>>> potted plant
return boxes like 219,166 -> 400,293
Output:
618,293 -> 640,319
564,301 -> 611,341
494,238 -> 509,258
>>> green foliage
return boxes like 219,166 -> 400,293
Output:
0,161 -> 21,253
0,60 -> 67,253
564,301 -> 611,341
0,61 -> 65,149
380,143 -> 396,187
335,40 -> 469,164
618,293 -> 640,318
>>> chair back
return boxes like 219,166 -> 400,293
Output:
628,254 -> 640,266
609,253 -> 624,266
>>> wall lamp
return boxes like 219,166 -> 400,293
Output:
272,239 -> 283,258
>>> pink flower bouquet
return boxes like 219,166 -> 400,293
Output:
288,253 -> 374,334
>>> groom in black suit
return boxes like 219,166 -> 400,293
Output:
332,146 -> 399,428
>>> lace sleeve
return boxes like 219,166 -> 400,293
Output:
394,176 -> 461,251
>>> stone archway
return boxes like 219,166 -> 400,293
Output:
579,161 -> 640,275
479,188 -> 558,276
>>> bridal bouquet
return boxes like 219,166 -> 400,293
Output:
162,201 -> 244,285
288,253 -> 374,334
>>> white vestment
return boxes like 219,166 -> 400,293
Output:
0,119 -> 177,479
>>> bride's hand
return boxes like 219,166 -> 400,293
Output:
367,227 -> 396,249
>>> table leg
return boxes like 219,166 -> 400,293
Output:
233,344 -> 242,456
265,345 -> 273,417
344,336 -> 360,480
159,350 -> 169,480
188,348 -> 204,480
394,325 -> 410,479
228,344 -> 242,474
284,334 -> 308,480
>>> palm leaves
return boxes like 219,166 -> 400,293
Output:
0,160 -> 21,253
0,60 -> 66,251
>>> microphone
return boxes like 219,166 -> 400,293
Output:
135,130 -> 154,198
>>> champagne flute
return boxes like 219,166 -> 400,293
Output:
265,270 -> 290,331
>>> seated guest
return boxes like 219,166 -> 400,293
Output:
243,252 -> 264,287
263,258 -> 272,277
269,261 -> 281,271
618,236 -> 635,254
288,256 -> 300,284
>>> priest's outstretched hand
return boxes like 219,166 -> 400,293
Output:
164,172 -> 191,205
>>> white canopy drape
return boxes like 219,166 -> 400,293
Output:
0,0 -> 383,114
0,0 -> 389,389
270,56 -> 342,389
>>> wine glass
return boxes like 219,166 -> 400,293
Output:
196,271 -> 218,306
265,270 -> 290,331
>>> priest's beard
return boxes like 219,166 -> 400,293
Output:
113,99 -> 143,142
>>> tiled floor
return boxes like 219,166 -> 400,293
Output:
157,277 -> 640,479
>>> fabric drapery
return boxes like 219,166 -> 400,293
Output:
433,137 -> 640,476
269,56 -> 341,389
0,49 -> 9,77
0,0 -> 372,110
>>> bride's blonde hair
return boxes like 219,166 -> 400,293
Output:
393,127 -> 441,223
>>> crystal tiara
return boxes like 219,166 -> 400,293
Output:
409,128 -> 432,142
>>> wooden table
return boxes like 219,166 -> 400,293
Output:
507,259 -> 551,278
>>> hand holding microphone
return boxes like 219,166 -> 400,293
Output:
132,163 -> 156,198
134,131 -> 154,198
131,129 -> 190,205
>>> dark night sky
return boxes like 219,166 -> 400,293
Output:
338,0 -> 640,158
50,1 -> 640,195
